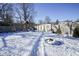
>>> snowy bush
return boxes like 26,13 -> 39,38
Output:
56,25 -> 62,34
73,25 -> 79,38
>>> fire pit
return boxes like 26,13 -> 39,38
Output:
52,41 -> 64,45
45,38 -> 64,46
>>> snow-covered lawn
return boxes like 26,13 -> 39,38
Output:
0,32 -> 79,56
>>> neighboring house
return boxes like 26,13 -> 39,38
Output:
35,23 -> 59,33
35,22 -> 78,35
35,24 -> 52,32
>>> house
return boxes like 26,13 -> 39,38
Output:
35,22 -> 76,35
35,23 -> 59,33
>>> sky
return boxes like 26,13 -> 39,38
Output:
34,3 -> 79,23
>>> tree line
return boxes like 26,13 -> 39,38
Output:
0,3 -> 36,32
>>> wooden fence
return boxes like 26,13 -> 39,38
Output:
0,26 -> 25,32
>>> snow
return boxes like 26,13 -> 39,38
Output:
0,32 -> 79,56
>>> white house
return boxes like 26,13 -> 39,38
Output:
35,24 -> 52,32
35,22 -> 73,35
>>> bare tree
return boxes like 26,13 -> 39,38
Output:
18,3 -> 35,30
18,3 -> 34,22
44,16 -> 51,24
39,19 -> 43,24
15,7 -> 22,23
0,3 -> 35,31
0,3 -> 7,20
0,3 -> 14,25
55,19 -> 59,24
0,3 -> 14,47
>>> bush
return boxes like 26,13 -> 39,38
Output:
56,25 -> 62,34
73,25 -> 79,38
56,28 -> 61,34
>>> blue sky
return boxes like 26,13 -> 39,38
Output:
34,3 -> 79,23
